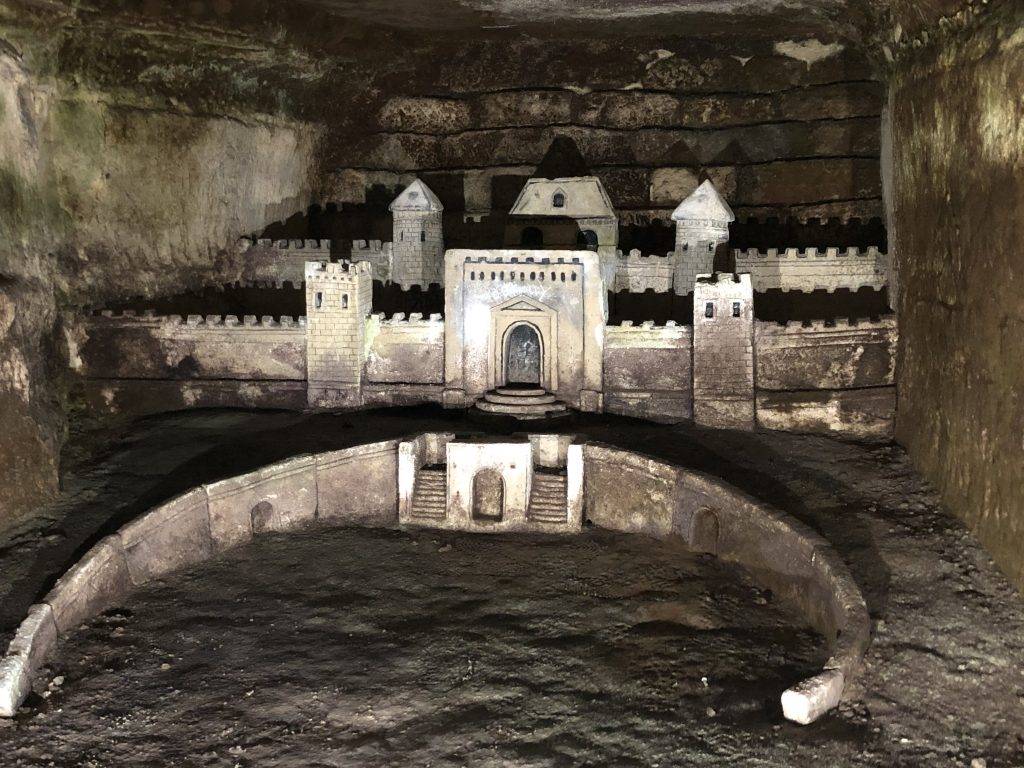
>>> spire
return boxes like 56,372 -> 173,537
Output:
671,179 -> 734,223
389,179 -> 443,213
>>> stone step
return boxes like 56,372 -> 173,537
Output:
532,483 -> 566,492
415,493 -> 445,503
481,392 -> 559,407
532,495 -> 565,507
494,386 -> 548,397
528,513 -> 568,523
476,400 -> 569,417
412,509 -> 446,520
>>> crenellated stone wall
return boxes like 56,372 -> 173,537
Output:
602,321 -> 693,422
733,247 -> 889,293
365,313 -> 445,385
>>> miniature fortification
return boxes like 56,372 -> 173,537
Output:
0,434 -> 870,725
81,176 -> 896,438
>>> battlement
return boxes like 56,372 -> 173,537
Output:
733,246 -> 884,260
351,239 -> 390,255
756,315 -> 898,334
304,260 -> 373,282
241,238 -> 332,252
616,248 -> 675,264
608,319 -> 684,329
371,312 -> 444,325
91,310 -> 306,329
695,272 -> 752,288
464,254 -> 583,266
733,245 -> 889,293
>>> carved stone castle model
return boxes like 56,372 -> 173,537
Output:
81,176 -> 896,438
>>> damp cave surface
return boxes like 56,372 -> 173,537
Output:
5,525 -> 824,767
1,408 -> 1023,767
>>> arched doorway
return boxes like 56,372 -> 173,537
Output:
577,229 -> 599,251
520,226 -> 544,248
472,469 -> 504,522
503,323 -> 542,386
691,507 -> 720,555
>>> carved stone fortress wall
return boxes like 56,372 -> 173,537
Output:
305,260 -> 374,408
692,273 -> 756,430
81,177 -> 897,439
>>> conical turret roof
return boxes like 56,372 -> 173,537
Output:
389,179 -> 443,212
671,179 -> 734,222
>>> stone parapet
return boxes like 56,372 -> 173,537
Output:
733,245 -> 889,292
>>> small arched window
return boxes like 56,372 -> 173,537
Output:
420,230 -> 426,242
552,192 -> 566,208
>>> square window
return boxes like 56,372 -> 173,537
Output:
704,302 -> 714,318
732,301 -> 741,317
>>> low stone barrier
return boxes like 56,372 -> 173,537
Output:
582,442 -> 870,724
0,437 -> 868,726
0,440 -> 401,717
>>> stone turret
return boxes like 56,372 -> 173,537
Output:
671,180 -> 734,294
390,179 -> 444,288
692,272 -> 755,431
304,260 -> 374,408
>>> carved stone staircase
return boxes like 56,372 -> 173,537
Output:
474,387 -> 569,420
527,473 -> 569,524
410,467 -> 447,521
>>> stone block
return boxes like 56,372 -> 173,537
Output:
316,441 -> 399,525
0,603 -> 58,717
45,536 -> 131,635
0,656 -> 28,718
583,444 -> 678,537
781,669 -> 845,724
118,488 -> 213,585
205,455 -> 317,549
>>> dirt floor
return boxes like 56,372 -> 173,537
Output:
1,406 -> 1022,766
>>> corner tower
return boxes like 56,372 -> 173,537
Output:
671,179 -> 735,294
390,178 -> 444,288
304,260 -> 373,408
692,272 -> 755,431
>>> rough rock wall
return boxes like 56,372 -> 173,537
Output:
0,49 -> 320,523
327,41 -> 885,224
890,3 -> 1024,587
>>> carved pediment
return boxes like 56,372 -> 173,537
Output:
503,300 -> 543,312
493,295 -> 555,314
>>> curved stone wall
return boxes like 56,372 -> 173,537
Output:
0,436 -> 868,726
581,442 -> 870,724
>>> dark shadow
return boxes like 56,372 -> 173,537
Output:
535,135 -> 591,179
607,290 -> 693,325
753,287 -> 892,322
730,216 -> 888,251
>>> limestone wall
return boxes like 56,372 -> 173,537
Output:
365,313 -> 445,385
581,442 -> 870,723
443,250 -> 606,408
0,436 -> 867,725
331,46 -> 884,224
239,239 -> 332,285
752,317 -> 897,439
602,321 -> 693,422
733,247 -> 889,292
692,274 -> 755,429
613,251 -> 676,293
81,312 -> 307,382
754,317 -> 897,391
350,240 -> 394,281
889,2 -> 1024,588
